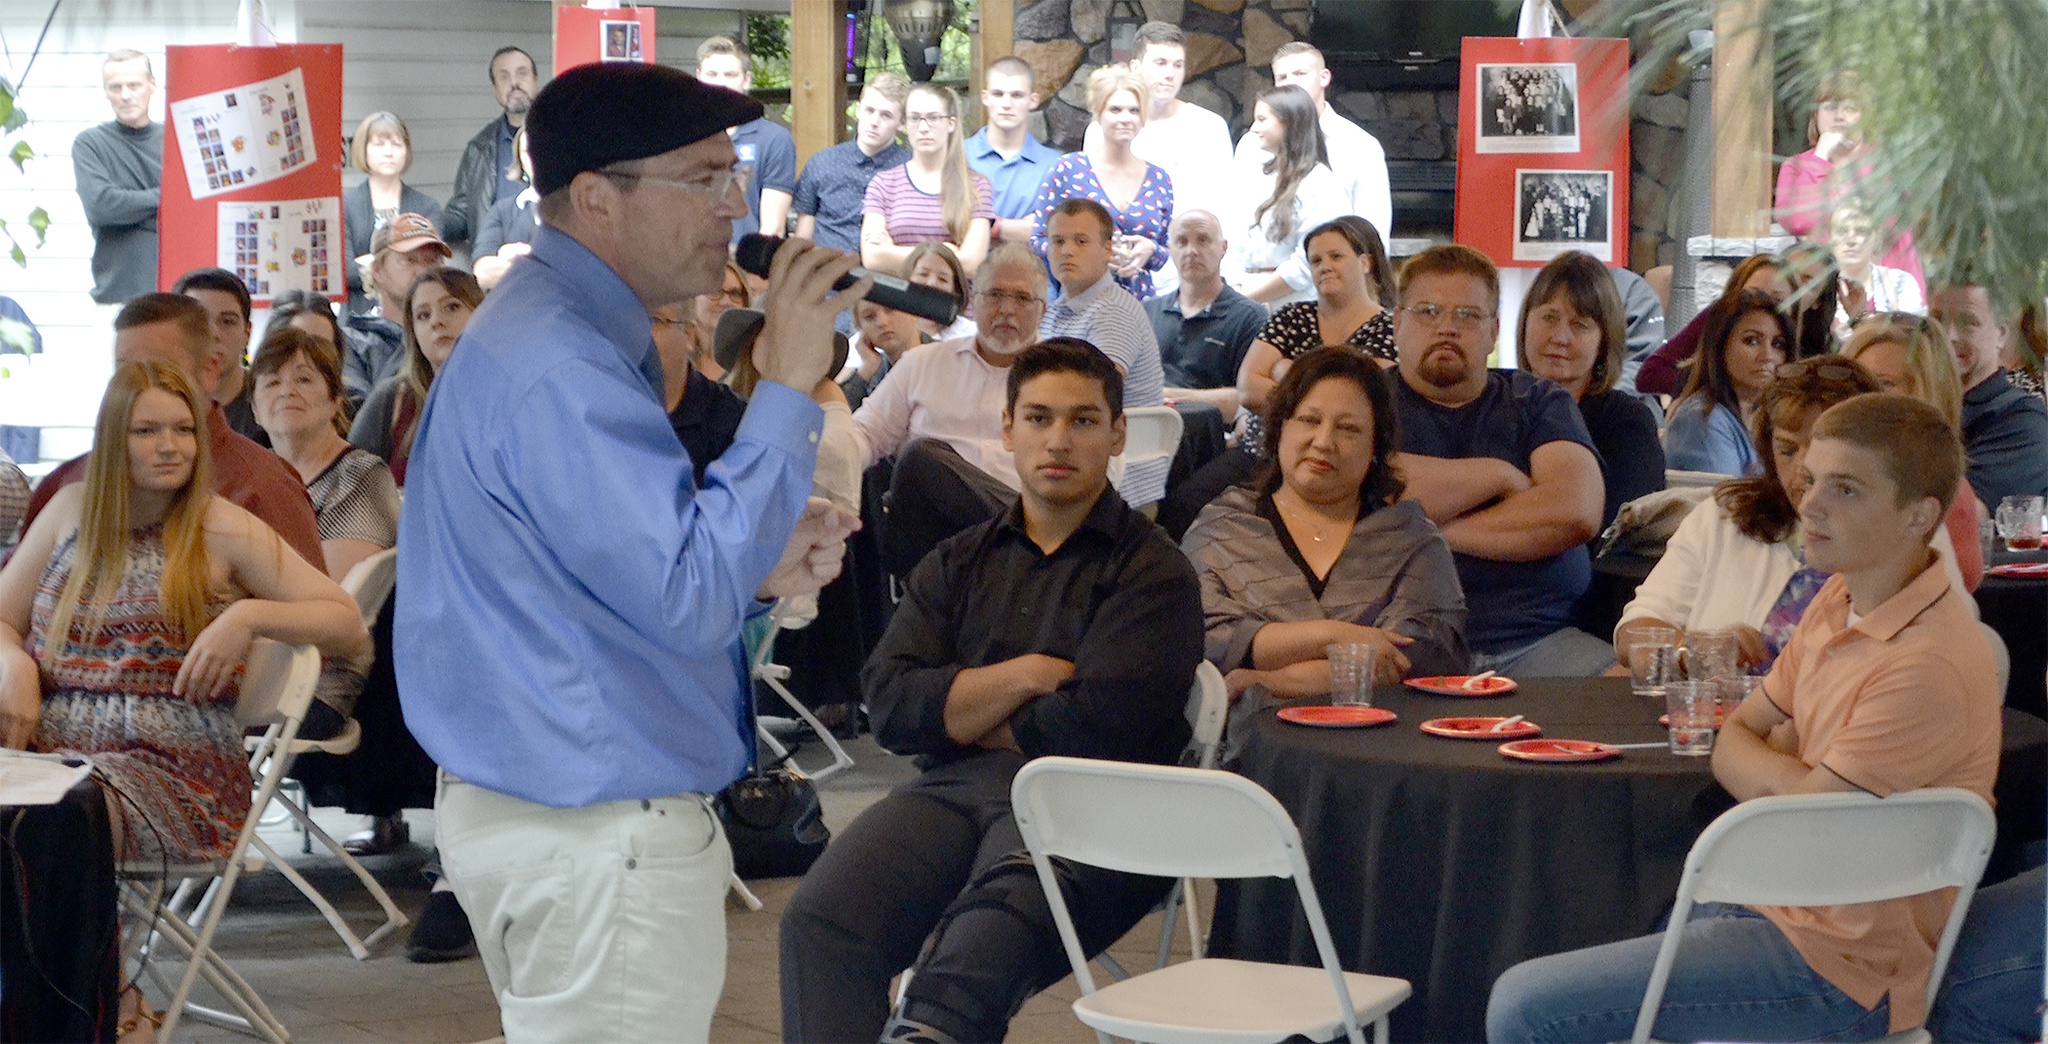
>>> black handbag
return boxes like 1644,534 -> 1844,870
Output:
717,761 -> 830,879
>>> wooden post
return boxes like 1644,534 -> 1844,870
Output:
1711,0 -> 1773,238
791,0 -> 848,167
972,0 -> 1017,127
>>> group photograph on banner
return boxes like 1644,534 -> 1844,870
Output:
159,43 -> 346,305
554,4 -> 657,75
1455,36 -> 1630,270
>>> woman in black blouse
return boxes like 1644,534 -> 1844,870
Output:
343,112 -> 442,316
1516,250 -> 1665,533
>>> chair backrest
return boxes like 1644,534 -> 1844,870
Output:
1632,788 -> 1995,1043
1979,622 -> 2009,696
234,638 -> 323,730
339,547 -> 398,625
1121,405 -> 1184,469
1013,756 -> 1364,1035
1187,661 -> 1228,770
1664,468 -> 1724,488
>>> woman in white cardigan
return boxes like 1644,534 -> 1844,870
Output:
1226,84 -> 1348,306
1615,356 -> 1966,671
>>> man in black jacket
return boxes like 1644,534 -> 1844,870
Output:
442,46 -> 541,249
779,339 -> 1206,1044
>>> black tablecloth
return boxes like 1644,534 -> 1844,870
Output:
1,779 -> 119,1042
1207,678 -> 2048,1043
1590,549 -> 2047,720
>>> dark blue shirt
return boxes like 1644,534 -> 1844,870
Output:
1393,369 -> 1596,655
1961,370 -> 2048,506
1143,285 -> 1267,390
792,139 -> 909,254
492,115 -> 524,205
730,117 -> 798,244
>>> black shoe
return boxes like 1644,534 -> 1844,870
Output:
405,891 -> 477,963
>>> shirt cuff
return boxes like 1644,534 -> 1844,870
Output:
738,381 -> 827,462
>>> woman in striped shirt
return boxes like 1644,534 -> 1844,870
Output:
861,83 -> 995,276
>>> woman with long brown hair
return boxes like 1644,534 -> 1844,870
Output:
349,269 -> 485,484
1227,84 -> 1346,305
0,360 -> 367,822
1665,289 -> 1790,475
861,83 -> 994,275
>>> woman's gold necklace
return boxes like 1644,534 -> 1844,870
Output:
1276,493 -> 1353,544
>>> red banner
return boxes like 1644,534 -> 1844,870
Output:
555,7 -> 658,76
1454,37 -> 1631,269
159,43 -> 346,304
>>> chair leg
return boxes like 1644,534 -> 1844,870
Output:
757,666 -> 855,780
269,793 -> 410,955
131,881 -> 288,1042
1373,1014 -> 1390,1044
250,834 -> 370,960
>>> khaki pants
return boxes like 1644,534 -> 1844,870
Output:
436,775 -> 732,1043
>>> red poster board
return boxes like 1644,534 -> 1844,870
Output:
555,7 -> 658,75
1454,38 -> 1630,269
159,44 -> 346,304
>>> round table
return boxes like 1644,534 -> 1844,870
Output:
1205,677 -> 2048,1043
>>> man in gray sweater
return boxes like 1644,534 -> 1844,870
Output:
73,49 -> 162,304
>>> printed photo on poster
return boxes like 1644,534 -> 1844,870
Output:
214,196 -> 340,298
602,20 -> 642,62
1477,64 -> 1580,154
1514,170 -> 1611,261
169,68 -> 316,199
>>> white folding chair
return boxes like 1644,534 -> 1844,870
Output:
1149,662 -> 1230,969
1113,406 -> 1185,506
1630,787 -> 1997,1044
121,638 -> 320,1043
1980,622 -> 2010,696
241,548 -> 408,959
751,598 -> 855,781
1013,756 -> 1411,1044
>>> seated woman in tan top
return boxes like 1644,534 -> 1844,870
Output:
1181,347 -> 1467,736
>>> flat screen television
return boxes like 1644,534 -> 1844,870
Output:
1310,0 -> 1523,90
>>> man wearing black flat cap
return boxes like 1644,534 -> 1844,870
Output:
394,61 -> 868,1041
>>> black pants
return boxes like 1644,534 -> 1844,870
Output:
881,440 -> 1014,579
779,751 -> 1172,1043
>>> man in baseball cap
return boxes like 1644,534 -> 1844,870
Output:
344,211 -> 452,401
393,61 -> 868,1041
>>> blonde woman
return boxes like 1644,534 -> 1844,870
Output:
0,361 -> 366,853
1028,66 -> 1174,299
1840,313 -> 1984,589
349,269 -> 484,485
343,111 -> 443,315
861,83 -> 994,275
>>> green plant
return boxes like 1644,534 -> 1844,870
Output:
747,14 -> 792,91
0,74 -> 51,270
1607,0 -> 2048,309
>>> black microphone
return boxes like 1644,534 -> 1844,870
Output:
734,233 -> 961,328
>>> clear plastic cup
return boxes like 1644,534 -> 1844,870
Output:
1325,643 -> 1378,707
1997,495 -> 2045,551
1629,637 -> 1679,698
1683,629 -> 1740,683
1665,681 -> 1717,756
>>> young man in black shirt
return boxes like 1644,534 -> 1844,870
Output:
779,338 -> 1206,1043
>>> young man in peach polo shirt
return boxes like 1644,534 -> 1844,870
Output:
1487,393 -> 2001,1043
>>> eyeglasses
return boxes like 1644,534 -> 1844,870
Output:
1775,360 -> 1865,382
905,112 -> 956,128
602,165 -> 751,200
1400,303 -> 1495,329
977,289 -> 1042,310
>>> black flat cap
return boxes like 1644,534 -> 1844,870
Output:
526,62 -> 763,196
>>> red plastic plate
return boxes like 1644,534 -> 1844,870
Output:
1420,716 -> 1541,740
1406,675 -> 1519,696
1497,739 -> 1621,763
1277,705 -> 1398,728
1987,562 -> 2048,579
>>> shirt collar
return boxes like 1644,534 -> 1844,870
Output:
1839,555 -> 1956,643
968,128 -> 1056,164
994,486 -> 1132,547
526,224 -> 659,381
1054,270 -> 1117,313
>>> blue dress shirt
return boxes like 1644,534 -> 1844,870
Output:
966,127 -> 1061,220
395,224 -> 824,807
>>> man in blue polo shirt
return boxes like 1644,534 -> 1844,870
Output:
698,35 -> 797,243
1389,245 -> 1610,677
793,72 -> 911,254
396,62 -> 863,1041
968,56 -> 1061,244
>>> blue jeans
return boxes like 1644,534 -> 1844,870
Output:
1928,866 -> 2046,1043
1487,904 -> 1891,1043
1472,626 -> 1618,678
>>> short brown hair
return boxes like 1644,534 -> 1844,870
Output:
251,327 -> 350,436
348,111 -> 413,175
1272,41 -> 1324,68
697,35 -> 750,72
1131,22 -> 1185,59
1049,196 -> 1115,241
114,293 -> 210,373
1396,244 -> 1499,308
1812,392 -> 1962,523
